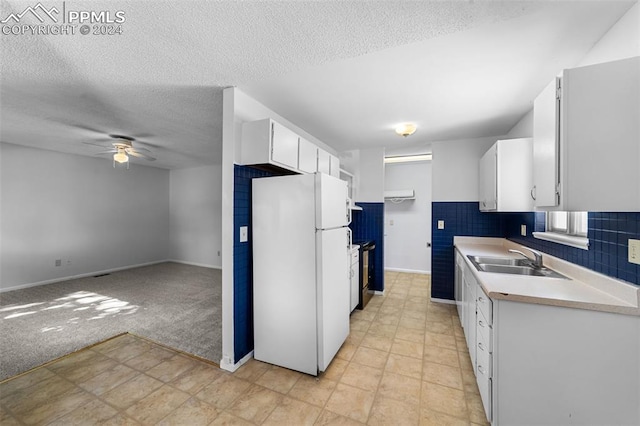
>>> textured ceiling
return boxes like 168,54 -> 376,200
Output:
0,0 -> 635,168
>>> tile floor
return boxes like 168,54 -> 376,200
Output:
0,272 -> 489,425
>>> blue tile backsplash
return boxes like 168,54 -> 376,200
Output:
432,202 -> 640,301
233,165 -> 275,362
350,203 -> 385,292
432,202 -> 505,300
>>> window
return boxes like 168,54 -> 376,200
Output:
533,211 -> 589,250
547,212 -> 587,237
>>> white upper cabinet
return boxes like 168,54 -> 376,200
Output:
329,154 -> 340,178
242,118 -> 344,177
479,138 -> 533,212
317,148 -> 331,175
241,118 -> 299,171
533,56 -> 640,211
298,137 -> 318,174
479,144 -> 497,211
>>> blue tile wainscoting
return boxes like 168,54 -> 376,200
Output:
432,202 -> 640,301
431,202 -> 506,300
350,203 -> 385,292
233,165 -> 276,363
506,212 -> 640,285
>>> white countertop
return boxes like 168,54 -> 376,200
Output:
454,237 -> 640,316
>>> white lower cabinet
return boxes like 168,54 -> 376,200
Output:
457,258 -> 640,425
475,287 -> 493,423
462,271 -> 477,372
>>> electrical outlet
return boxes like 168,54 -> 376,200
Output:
217,251 -> 221,257
437,220 -> 445,230
55,259 -> 62,267
521,225 -> 527,236
629,239 -> 640,265
239,226 -> 248,243
390,219 -> 394,226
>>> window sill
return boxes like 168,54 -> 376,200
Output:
532,232 -> 589,250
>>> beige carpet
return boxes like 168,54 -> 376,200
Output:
0,262 -> 222,380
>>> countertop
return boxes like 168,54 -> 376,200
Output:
454,237 -> 640,316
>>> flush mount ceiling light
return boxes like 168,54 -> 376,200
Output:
395,123 -> 417,137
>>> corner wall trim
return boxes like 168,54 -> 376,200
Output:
384,267 -> 431,274
167,260 -> 222,270
0,260 -> 171,293
220,350 -> 253,372
430,298 -> 456,305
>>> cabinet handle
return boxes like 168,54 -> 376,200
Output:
478,342 -> 485,351
478,297 -> 485,303
478,365 -> 486,375
478,320 -> 485,328
530,185 -> 537,201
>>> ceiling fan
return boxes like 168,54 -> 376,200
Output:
87,134 -> 156,169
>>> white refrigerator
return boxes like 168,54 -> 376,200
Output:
252,172 -> 351,375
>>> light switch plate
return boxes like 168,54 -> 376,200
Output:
240,226 -> 248,243
629,239 -> 640,265
437,220 -> 445,230
521,225 -> 527,236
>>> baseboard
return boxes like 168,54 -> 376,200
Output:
0,260 -> 171,293
168,259 -> 222,270
373,290 -> 385,296
220,351 -> 253,372
385,267 -> 431,274
430,297 -> 456,305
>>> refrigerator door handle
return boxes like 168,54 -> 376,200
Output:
346,228 -> 352,251
346,198 -> 352,225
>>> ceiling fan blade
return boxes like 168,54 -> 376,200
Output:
128,150 -> 156,161
94,150 -> 117,155
129,145 -> 152,153
82,140 -> 113,148
132,133 -> 155,139
66,122 -> 106,134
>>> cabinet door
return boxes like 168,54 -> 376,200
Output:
463,272 -> 477,371
271,121 -> 299,170
533,78 -> 560,207
318,148 -> 331,174
298,138 -> 318,173
479,144 -> 497,211
562,57 -> 640,211
329,154 -> 340,178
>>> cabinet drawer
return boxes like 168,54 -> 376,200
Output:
476,310 -> 492,352
476,328 -> 492,422
476,369 -> 492,422
477,286 -> 493,325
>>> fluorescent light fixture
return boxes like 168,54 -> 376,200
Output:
394,123 -> 417,137
384,154 -> 432,163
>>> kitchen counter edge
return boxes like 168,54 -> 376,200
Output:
454,236 -> 640,317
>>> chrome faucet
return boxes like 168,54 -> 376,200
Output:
509,247 -> 543,268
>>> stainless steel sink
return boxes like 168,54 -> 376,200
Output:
468,255 -> 531,267
467,255 -> 569,279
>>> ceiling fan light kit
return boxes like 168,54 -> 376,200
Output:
83,134 -> 156,169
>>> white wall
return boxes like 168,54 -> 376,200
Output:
356,148 -> 385,203
506,3 -> 639,138
432,136 -> 499,202
169,165 -> 222,268
577,2 -> 639,67
384,161 -> 432,273
0,143 -> 170,291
